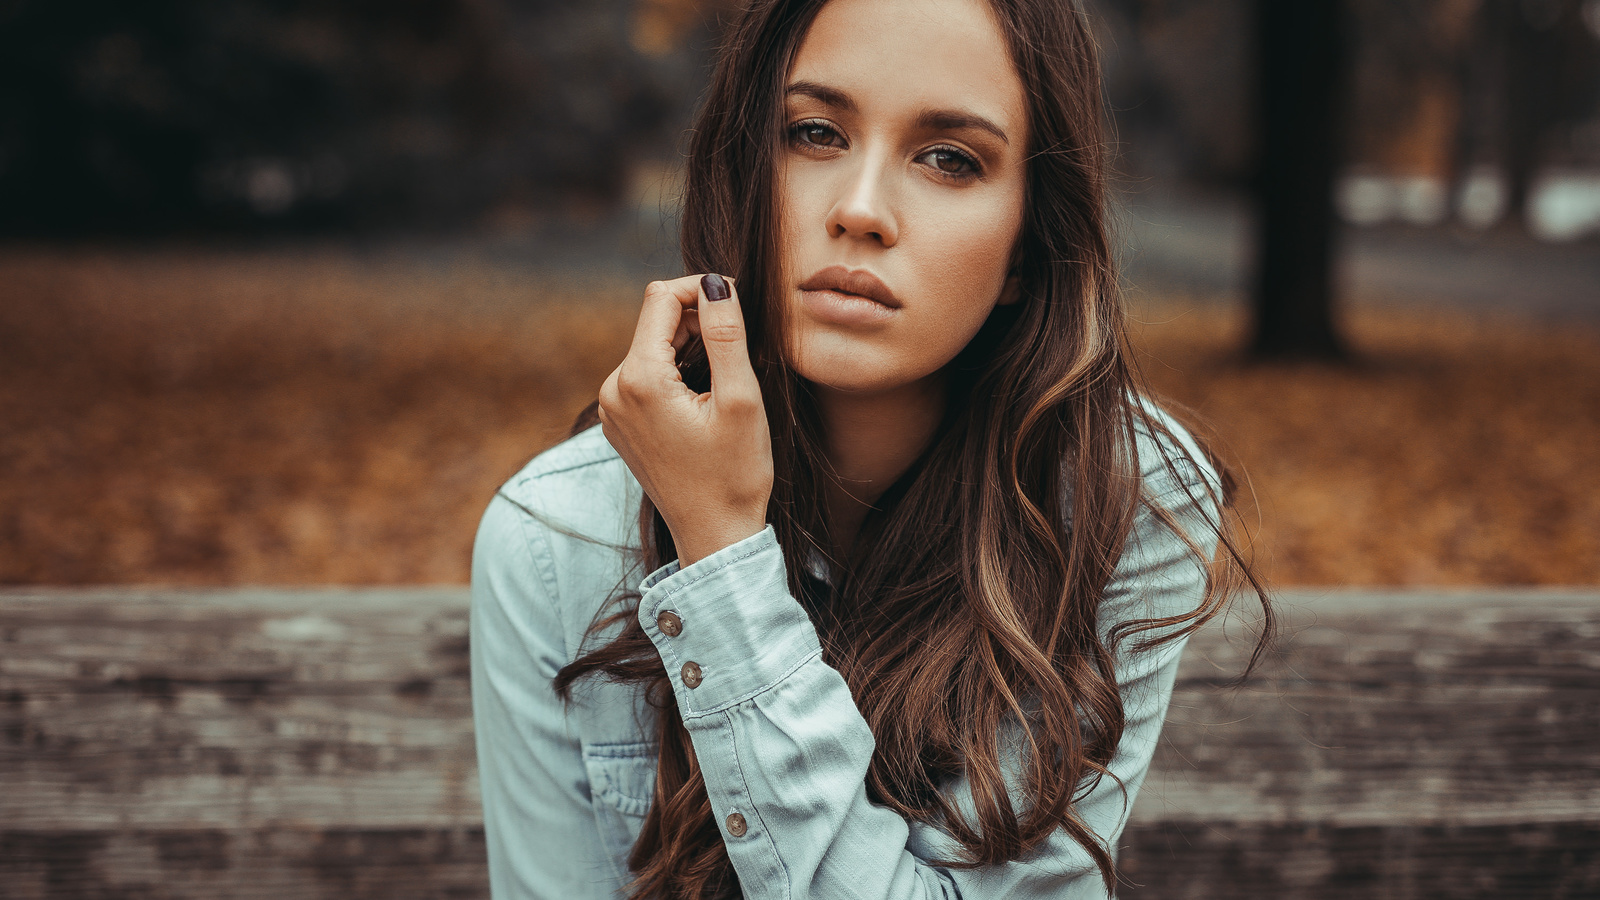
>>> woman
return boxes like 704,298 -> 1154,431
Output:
471,0 -> 1268,897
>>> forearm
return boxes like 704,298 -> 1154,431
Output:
636,529 -> 1123,899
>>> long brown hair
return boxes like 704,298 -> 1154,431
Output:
554,0 -> 1271,897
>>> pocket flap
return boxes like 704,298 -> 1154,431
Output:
582,742 -> 658,818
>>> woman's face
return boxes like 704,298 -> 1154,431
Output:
777,0 -> 1029,397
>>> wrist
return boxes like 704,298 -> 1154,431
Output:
675,517 -> 767,568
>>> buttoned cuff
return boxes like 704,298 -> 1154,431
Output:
637,527 -> 823,718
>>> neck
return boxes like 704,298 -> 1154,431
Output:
813,374 -> 946,550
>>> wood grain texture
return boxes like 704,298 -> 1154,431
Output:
1,828 -> 487,900
3,587 -> 1597,899
1119,822 -> 1600,899
1135,588 -> 1600,827
1,587 -> 476,831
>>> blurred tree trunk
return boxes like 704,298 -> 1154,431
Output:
1490,0 -> 1600,231
1498,0 -> 1543,227
1249,0 -> 1349,360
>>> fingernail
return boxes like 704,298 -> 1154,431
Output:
701,273 -> 731,302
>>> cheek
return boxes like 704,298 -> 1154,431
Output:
906,191 -> 1024,340
778,166 -> 827,271
921,194 -> 1022,293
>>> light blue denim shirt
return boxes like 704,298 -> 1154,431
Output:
470,408 -> 1219,899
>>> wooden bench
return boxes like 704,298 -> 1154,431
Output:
3,587 -> 1596,898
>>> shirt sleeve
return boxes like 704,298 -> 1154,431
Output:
636,473 -> 1219,900
471,492 -> 620,899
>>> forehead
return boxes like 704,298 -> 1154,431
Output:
789,0 -> 1026,136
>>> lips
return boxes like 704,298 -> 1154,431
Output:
798,266 -> 901,309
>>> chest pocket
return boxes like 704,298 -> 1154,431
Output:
582,741 -> 658,884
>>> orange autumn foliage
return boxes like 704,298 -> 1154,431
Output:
2,247 -> 1595,586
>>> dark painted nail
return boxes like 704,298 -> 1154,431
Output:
701,273 -> 731,302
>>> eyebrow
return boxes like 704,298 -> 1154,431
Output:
785,81 -> 1011,147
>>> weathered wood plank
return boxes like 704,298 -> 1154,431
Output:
3,587 -> 1598,899
1119,822 -> 1600,899
1,588 -> 476,830
0,828 -> 488,900
1135,588 -> 1600,827
4,823 -> 1597,900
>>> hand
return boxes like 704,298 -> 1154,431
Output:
598,274 -> 774,567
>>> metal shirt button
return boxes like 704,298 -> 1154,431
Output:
681,661 -> 703,688
656,610 -> 683,637
725,812 -> 747,837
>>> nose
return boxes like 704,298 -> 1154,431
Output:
824,154 -> 899,247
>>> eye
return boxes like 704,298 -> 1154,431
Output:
917,146 -> 981,178
789,119 -> 846,150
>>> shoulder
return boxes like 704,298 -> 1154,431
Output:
472,425 -> 644,658
497,423 -> 633,513
1097,397 -> 1224,621
1129,396 -> 1221,509
484,422 -> 641,560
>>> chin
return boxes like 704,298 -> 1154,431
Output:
789,349 -> 927,396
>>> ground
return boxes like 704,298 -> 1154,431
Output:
1,246 -> 1595,585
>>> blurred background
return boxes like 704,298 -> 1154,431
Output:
1,0 -> 1597,586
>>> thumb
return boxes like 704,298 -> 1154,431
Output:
697,273 -> 762,408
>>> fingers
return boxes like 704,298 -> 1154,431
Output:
628,276 -> 702,364
614,272 -> 759,417
696,274 -> 762,414
612,275 -> 705,407
671,308 -> 699,352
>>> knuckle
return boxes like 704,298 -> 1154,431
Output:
721,391 -> 762,418
613,365 -> 653,402
700,321 -> 746,345
600,386 -> 634,414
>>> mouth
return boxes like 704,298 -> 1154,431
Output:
797,266 -> 902,309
